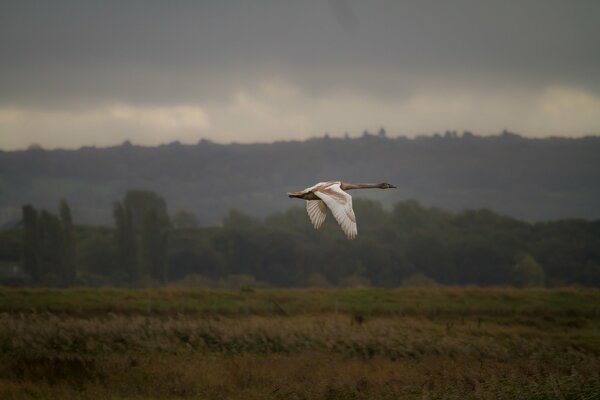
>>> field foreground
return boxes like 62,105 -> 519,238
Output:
0,287 -> 599,399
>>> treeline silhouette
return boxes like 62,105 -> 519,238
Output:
0,190 -> 598,288
1,131 -> 600,228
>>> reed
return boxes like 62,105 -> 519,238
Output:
0,288 -> 598,399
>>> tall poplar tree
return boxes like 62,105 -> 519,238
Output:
113,201 -> 139,283
21,205 -> 40,284
59,200 -> 77,285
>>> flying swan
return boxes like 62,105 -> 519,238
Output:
288,181 -> 396,239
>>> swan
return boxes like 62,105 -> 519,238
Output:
287,181 -> 396,239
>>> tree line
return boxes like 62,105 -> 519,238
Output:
0,189 -> 598,288
2,132 -> 600,228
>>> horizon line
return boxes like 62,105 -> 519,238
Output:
3,129 -> 600,152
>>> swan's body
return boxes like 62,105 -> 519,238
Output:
287,181 -> 396,239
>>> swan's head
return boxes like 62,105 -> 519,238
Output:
379,182 -> 397,189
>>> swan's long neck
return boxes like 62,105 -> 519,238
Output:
341,182 -> 382,190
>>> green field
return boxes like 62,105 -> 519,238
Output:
1,288 -> 599,399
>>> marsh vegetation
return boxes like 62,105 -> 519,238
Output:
1,287 -> 598,399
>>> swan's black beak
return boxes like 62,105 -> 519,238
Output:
389,184 -> 397,188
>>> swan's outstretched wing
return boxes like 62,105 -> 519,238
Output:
306,200 -> 327,229
298,181 -> 331,194
314,183 -> 357,239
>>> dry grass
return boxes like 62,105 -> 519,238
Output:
0,288 -> 599,399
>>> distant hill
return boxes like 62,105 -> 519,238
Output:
1,131 -> 600,226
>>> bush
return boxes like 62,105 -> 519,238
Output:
401,273 -> 439,287
512,254 -> 545,287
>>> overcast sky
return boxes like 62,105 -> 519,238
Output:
1,0 -> 599,149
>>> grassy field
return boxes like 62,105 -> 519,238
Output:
0,287 -> 599,399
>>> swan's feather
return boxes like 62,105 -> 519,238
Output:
306,200 -> 327,229
314,182 -> 358,239
298,181 -> 330,194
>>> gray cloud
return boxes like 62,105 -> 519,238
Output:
1,0 -> 599,148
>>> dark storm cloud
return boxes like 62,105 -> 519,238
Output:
2,0 -> 599,107
1,1 -> 599,148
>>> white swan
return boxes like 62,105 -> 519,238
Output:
288,181 -> 396,239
